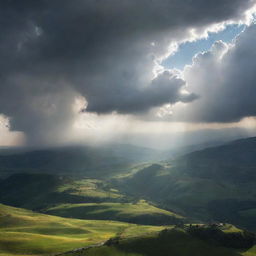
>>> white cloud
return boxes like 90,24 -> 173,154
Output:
171,24 -> 256,123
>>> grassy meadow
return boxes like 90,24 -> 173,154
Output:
0,203 -> 164,256
44,200 -> 184,225
64,225 -> 254,256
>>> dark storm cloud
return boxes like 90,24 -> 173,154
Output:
0,0 -> 255,143
178,24 -> 256,123
86,71 -> 198,113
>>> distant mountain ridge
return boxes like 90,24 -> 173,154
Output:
117,136 -> 256,231
177,136 -> 256,166
0,144 -> 165,178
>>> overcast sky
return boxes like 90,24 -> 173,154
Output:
0,0 -> 256,148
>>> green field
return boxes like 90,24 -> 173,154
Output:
0,173 -> 185,226
243,246 -> 256,256
1,138 -> 256,255
45,200 -> 184,225
64,225 -> 255,256
57,178 -> 125,199
1,202 -> 255,256
118,159 -> 256,230
0,204 -> 164,256
0,174 -> 130,211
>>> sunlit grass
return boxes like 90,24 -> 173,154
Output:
0,204 -> 163,256
57,178 -> 124,199
66,228 -> 244,256
45,200 -> 183,222
242,245 -> 256,256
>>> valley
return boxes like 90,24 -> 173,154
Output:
1,137 -> 256,255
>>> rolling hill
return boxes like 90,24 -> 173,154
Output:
0,203 -> 163,256
0,144 -> 165,179
117,137 -> 256,231
44,200 -> 184,225
63,224 -> 256,256
1,137 -> 256,255
1,203 -> 255,256
0,173 -> 185,226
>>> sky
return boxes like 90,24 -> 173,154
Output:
1,0 -> 256,149
162,24 -> 246,70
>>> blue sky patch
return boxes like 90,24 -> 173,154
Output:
162,24 -> 245,70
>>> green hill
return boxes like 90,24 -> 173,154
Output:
0,173 -> 184,225
0,173 -> 127,210
0,144 -> 164,178
0,173 -> 184,226
1,138 -> 256,255
1,204 -> 255,256
117,137 -> 256,231
63,224 -> 256,256
0,203 -> 163,256
44,200 -> 184,225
